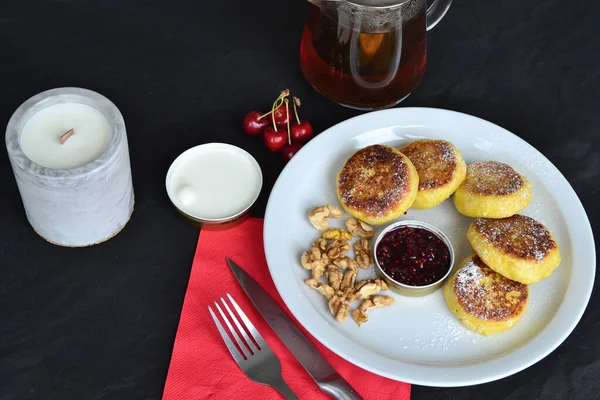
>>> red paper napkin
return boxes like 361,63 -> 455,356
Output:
163,218 -> 411,400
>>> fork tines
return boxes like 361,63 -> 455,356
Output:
208,293 -> 266,362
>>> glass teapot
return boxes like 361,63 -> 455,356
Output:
299,0 -> 452,110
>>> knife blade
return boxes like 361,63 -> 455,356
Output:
227,258 -> 362,400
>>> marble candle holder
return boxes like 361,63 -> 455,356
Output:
5,87 -> 135,247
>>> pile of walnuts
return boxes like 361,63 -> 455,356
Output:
301,205 -> 395,326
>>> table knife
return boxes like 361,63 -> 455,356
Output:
227,258 -> 363,400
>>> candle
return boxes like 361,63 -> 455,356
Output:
5,87 -> 135,247
20,103 -> 112,170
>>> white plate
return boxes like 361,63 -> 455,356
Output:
263,108 -> 595,387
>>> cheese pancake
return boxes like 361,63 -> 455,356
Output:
453,161 -> 532,218
444,254 -> 529,335
399,140 -> 466,209
467,215 -> 561,284
336,144 -> 419,225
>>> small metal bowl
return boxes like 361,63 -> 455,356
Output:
373,220 -> 455,297
165,143 -> 262,230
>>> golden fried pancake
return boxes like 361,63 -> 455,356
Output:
399,140 -> 467,209
467,215 -> 561,284
336,144 -> 419,225
444,254 -> 529,336
453,161 -> 532,218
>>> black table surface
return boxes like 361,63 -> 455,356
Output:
1,0 -> 598,399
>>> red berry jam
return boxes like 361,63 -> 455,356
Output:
376,226 -> 451,287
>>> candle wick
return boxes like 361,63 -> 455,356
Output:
59,129 -> 74,145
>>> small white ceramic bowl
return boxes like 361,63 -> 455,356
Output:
165,143 -> 262,230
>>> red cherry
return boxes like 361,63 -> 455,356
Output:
263,126 -> 287,152
281,143 -> 303,163
290,120 -> 313,143
242,111 -> 269,135
272,103 -> 289,127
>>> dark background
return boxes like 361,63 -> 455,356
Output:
1,0 -> 598,399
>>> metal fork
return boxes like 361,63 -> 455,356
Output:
208,294 -> 299,400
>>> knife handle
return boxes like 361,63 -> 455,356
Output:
272,379 -> 300,400
317,374 -> 363,400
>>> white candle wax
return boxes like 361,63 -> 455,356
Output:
21,103 -> 111,170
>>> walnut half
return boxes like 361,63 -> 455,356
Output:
322,228 -> 353,241
326,265 -> 344,291
352,295 -> 395,326
345,218 -> 374,239
305,279 -> 335,300
355,278 -> 388,299
311,262 -> 326,280
308,205 -> 342,231
340,270 -> 357,292
300,251 -> 312,270
353,238 -> 373,269
338,287 -> 356,303
300,237 -> 332,277
333,257 -> 358,273
300,250 -> 327,279
328,294 -> 350,322
326,240 -> 350,260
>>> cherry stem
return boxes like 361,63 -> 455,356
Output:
257,112 -> 270,120
271,98 -> 281,131
258,89 -> 290,122
285,99 -> 291,145
271,99 -> 278,131
293,96 -> 301,125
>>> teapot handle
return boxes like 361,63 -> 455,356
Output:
426,0 -> 452,30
